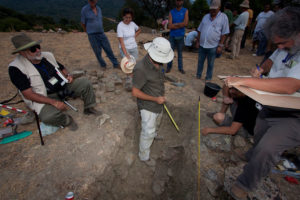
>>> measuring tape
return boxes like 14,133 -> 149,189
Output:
0,104 -> 27,114
198,96 -> 201,200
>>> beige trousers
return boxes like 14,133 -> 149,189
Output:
231,29 -> 244,58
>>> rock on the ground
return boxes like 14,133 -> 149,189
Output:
203,134 -> 232,152
233,135 -> 246,147
204,178 -> 219,197
105,80 -> 115,92
97,114 -> 110,127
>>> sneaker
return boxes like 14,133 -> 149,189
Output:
196,75 -> 201,79
227,55 -> 235,59
225,48 -> 231,52
179,69 -> 185,74
143,158 -> 156,167
252,54 -> 257,57
67,116 -> 78,131
230,183 -> 248,200
113,64 -> 121,70
84,107 -> 102,116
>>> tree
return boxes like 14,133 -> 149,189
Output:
190,0 -> 209,28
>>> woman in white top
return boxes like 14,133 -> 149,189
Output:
117,8 -> 141,60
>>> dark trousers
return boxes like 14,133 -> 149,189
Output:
237,114 -> 300,191
88,32 -> 118,68
167,36 -> 184,71
240,26 -> 249,49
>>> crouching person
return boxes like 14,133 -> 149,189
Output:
201,85 -> 258,136
8,33 -> 101,131
132,37 -> 174,162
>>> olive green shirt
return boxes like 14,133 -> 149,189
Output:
132,55 -> 165,113
224,9 -> 233,25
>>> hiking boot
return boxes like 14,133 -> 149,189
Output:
84,107 -> 102,116
230,183 -> 248,200
67,116 -> 78,131
143,158 -> 156,167
179,69 -> 185,74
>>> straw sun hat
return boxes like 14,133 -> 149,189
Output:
11,33 -> 41,54
143,37 -> 174,64
120,55 -> 136,74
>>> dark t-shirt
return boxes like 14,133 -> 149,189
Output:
9,58 -> 65,94
233,96 -> 259,135
132,55 -> 165,113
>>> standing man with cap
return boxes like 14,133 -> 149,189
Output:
132,37 -> 174,163
196,0 -> 229,81
166,0 -> 188,74
8,33 -> 101,131
229,0 -> 249,59
81,0 -> 119,69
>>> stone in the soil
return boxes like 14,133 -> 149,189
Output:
97,114 -> 110,127
204,178 -> 219,197
152,180 -> 166,195
97,71 -> 104,79
105,80 -> 115,92
165,74 -> 178,82
115,89 -> 121,95
203,134 -> 232,152
90,76 -> 98,84
233,135 -> 246,148
124,76 -> 133,92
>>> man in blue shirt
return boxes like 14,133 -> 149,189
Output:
166,0 -> 189,74
196,0 -> 229,81
81,0 -> 119,69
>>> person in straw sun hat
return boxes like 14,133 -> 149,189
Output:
132,37 -> 174,164
8,33 -> 102,132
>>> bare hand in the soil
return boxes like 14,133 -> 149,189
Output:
156,96 -> 166,104
201,128 -> 210,136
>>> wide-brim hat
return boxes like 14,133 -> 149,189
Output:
144,37 -> 174,64
11,33 -> 41,54
121,55 -> 136,74
210,0 -> 221,9
240,0 -> 250,8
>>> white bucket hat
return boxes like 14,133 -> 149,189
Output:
210,0 -> 221,9
240,0 -> 250,8
144,37 -> 174,64
120,55 -> 136,74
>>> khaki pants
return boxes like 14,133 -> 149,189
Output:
38,77 -> 96,127
139,109 -> 163,161
231,29 -> 244,58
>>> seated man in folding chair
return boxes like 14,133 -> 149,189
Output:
8,33 -> 101,131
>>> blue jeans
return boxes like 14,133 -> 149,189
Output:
88,33 -> 119,68
256,31 -> 267,56
167,36 -> 184,71
197,46 -> 217,80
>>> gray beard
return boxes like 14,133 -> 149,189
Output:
26,53 -> 43,61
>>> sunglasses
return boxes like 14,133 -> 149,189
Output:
29,44 -> 41,53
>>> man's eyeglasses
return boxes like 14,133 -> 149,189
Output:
29,44 -> 41,53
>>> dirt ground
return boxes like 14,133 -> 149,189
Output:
0,31 -> 299,200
